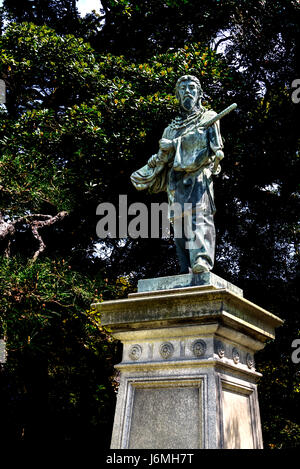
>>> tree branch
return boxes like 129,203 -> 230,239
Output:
0,211 -> 68,260
213,35 -> 234,52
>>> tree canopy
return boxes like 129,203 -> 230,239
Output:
0,0 -> 299,446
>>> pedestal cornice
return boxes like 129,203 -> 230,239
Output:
92,287 -> 283,344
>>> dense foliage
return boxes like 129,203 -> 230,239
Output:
0,0 -> 299,446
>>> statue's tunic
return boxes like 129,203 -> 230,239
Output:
131,108 -> 223,273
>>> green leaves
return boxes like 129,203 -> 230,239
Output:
0,255 -> 119,349
0,3 -> 298,445
0,23 -> 231,216
0,22 -> 100,110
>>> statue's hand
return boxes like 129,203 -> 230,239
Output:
212,150 -> 224,174
147,154 -> 157,168
159,138 -> 174,152
215,150 -> 224,160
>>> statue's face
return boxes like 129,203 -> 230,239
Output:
177,79 -> 199,112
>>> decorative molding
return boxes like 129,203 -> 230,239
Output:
180,341 -> 185,358
148,343 -> 153,359
191,339 -> 206,357
128,344 -> 142,361
232,347 -> 240,364
246,353 -> 254,369
159,342 -> 174,359
216,341 -> 225,358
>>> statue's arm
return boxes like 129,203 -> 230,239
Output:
208,121 -> 224,174
147,127 -> 174,168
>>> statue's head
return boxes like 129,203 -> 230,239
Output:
175,75 -> 203,113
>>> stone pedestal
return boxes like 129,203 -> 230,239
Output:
93,273 -> 283,449
0,339 -> 6,364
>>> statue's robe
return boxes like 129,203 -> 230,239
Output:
131,108 -> 223,273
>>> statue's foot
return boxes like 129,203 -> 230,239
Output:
192,259 -> 210,274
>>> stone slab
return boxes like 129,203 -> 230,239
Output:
94,288 -> 283,344
0,339 -> 6,363
128,385 -> 201,449
94,275 -> 283,449
110,366 -> 263,449
137,272 -> 243,297
222,385 -> 254,448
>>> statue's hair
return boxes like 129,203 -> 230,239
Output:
175,75 -> 203,101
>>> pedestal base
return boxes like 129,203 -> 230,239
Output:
93,273 -> 283,449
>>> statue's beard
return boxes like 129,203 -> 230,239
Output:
181,96 -> 198,113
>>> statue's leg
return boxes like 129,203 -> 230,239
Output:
186,210 -> 215,273
173,216 -> 190,274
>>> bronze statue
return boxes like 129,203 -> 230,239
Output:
131,75 -> 236,274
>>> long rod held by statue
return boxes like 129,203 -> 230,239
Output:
204,103 -> 237,173
202,102 -> 237,128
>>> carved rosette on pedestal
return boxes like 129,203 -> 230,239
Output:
92,272 -> 283,449
128,344 -> 142,361
160,342 -> 174,359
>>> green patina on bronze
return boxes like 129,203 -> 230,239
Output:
131,75 -> 236,274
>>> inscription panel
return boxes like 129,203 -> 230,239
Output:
128,384 -> 201,449
222,386 -> 254,449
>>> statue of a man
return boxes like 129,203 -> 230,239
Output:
131,75 -> 225,274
